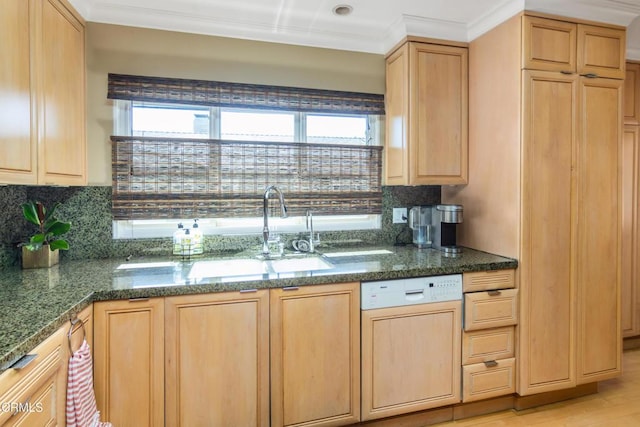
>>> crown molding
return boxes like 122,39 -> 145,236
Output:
525,0 -> 640,26
383,14 -> 468,53
68,0 -> 640,56
468,0 -> 525,41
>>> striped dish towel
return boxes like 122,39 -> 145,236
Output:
66,339 -> 112,427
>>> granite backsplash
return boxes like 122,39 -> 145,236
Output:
0,185 -> 440,269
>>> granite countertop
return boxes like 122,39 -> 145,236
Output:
0,245 -> 516,372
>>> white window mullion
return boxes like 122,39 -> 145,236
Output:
211,106 -> 221,138
113,100 -> 132,136
296,112 -> 306,142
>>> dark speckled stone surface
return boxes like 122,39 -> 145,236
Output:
0,245 -> 516,372
0,185 -> 441,267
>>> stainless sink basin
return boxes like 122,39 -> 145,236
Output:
115,254 -> 337,287
188,254 -> 335,280
267,256 -> 334,273
188,258 -> 268,279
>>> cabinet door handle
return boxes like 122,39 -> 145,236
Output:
487,290 -> 502,296
8,354 -> 37,370
484,360 -> 498,368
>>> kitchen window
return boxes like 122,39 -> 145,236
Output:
108,74 -> 384,239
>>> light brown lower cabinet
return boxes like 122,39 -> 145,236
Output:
93,297 -> 165,427
94,285 -> 358,427
165,290 -> 270,427
270,283 -> 361,427
361,300 -> 462,421
464,289 -> 518,331
0,328 -> 65,427
461,271 -> 517,403
0,305 -> 92,427
462,358 -> 516,402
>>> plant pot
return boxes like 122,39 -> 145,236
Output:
22,246 -> 59,269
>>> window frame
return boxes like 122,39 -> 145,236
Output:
118,101 -> 379,144
112,100 -> 382,239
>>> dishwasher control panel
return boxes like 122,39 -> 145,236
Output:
361,274 -> 462,310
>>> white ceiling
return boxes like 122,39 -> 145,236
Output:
70,0 -> 640,58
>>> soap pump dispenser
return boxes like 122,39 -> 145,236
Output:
190,219 -> 204,255
172,223 -> 186,255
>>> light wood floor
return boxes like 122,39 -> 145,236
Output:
437,348 -> 640,426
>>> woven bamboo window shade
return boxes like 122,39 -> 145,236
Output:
111,137 -> 382,220
108,74 -> 385,221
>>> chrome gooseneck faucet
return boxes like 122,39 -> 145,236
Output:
262,185 -> 288,256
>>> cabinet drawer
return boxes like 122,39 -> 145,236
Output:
4,375 -> 56,427
462,358 -> 516,402
522,16 -> 576,72
0,328 -> 64,426
464,289 -> 518,331
462,326 -> 515,365
463,269 -> 515,292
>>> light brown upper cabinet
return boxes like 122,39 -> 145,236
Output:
625,62 -> 640,124
523,15 -> 626,79
0,0 -> 34,185
385,40 -> 468,185
0,0 -> 86,185
522,16 -> 577,72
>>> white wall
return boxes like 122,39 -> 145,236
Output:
85,23 -> 386,185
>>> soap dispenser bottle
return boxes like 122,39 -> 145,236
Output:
190,219 -> 203,255
173,223 -> 186,255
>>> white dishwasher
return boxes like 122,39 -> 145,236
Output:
360,274 -> 463,421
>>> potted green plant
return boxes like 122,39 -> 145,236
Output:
20,201 -> 71,269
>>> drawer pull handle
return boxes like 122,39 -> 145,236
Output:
581,73 -> 599,78
9,354 -> 37,370
560,70 -> 574,75
487,290 -> 502,296
283,286 -> 299,291
128,297 -> 150,302
240,289 -> 258,293
484,360 -> 498,368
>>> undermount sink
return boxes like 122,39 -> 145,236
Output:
188,258 -> 268,279
188,254 -> 335,279
267,256 -> 334,273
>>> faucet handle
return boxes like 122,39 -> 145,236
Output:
306,210 -> 313,230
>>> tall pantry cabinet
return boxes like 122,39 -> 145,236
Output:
622,61 -> 640,338
443,12 -> 624,396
